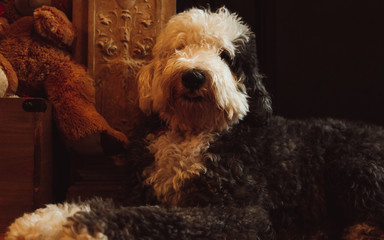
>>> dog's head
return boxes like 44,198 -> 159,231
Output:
137,7 -> 272,132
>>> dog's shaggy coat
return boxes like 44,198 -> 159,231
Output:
6,7 -> 384,240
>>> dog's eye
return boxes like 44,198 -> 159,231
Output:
220,50 -> 232,64
176,44 -> 185,51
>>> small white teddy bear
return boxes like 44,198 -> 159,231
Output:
0,53 -> 18,98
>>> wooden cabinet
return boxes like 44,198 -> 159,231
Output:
73,0 -> 176,139
67,0 -> 176,200
0,98 -> 52,233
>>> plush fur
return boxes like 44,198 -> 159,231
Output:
0,6 -> 128,149
0,50 -> 17,97
5,7 -> 384,240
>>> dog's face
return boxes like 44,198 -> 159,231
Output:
138,7 -> 271,132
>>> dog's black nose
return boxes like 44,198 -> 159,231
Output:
182,69 -> 206,91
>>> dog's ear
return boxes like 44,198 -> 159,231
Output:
233,34 -> 272,125
137,62 -> 155,115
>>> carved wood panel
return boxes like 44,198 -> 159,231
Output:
67,0 -> 175,201
75,0 -> 175,139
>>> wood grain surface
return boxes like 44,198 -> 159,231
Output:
0,98 -> 52,233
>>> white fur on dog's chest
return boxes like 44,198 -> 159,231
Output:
143,130 -> 216,205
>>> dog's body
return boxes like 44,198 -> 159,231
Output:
118,115 -> 384,239
6,7 -> 384,240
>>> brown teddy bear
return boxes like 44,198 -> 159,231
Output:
0,6 -> 129,154
1,0 -> 72,23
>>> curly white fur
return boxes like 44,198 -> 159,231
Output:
138,7 -> 251,133
137,7 -> 254,204
143,131 -> 216,204
5,203 -> 103,240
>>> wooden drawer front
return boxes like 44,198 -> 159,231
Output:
0,98 -> 52,233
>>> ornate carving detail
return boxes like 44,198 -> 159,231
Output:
97,36 -> 119,57
93,0 -> 158,64
87,0 -> 175,136
98,13 -> 113,25
115,0 -> 137,9
131,36 -> 155,59
69,0 -> 175,201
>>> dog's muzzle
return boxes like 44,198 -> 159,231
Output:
182,69 -> 206,92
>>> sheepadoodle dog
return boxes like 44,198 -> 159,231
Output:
6,7 -> 384,240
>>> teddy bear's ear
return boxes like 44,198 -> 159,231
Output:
137,62 -> 155,115
33,6 -> 76,48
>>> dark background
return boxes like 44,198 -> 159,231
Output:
178,0 -> 384,126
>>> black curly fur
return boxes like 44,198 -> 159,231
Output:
71,113 -> 384,239
67,198 -> 274,240
233,33 -> 272,126
65,14 -> 384,240
68,117 -> 384,240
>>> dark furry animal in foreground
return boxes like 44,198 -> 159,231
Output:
6,7 -> 384,240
